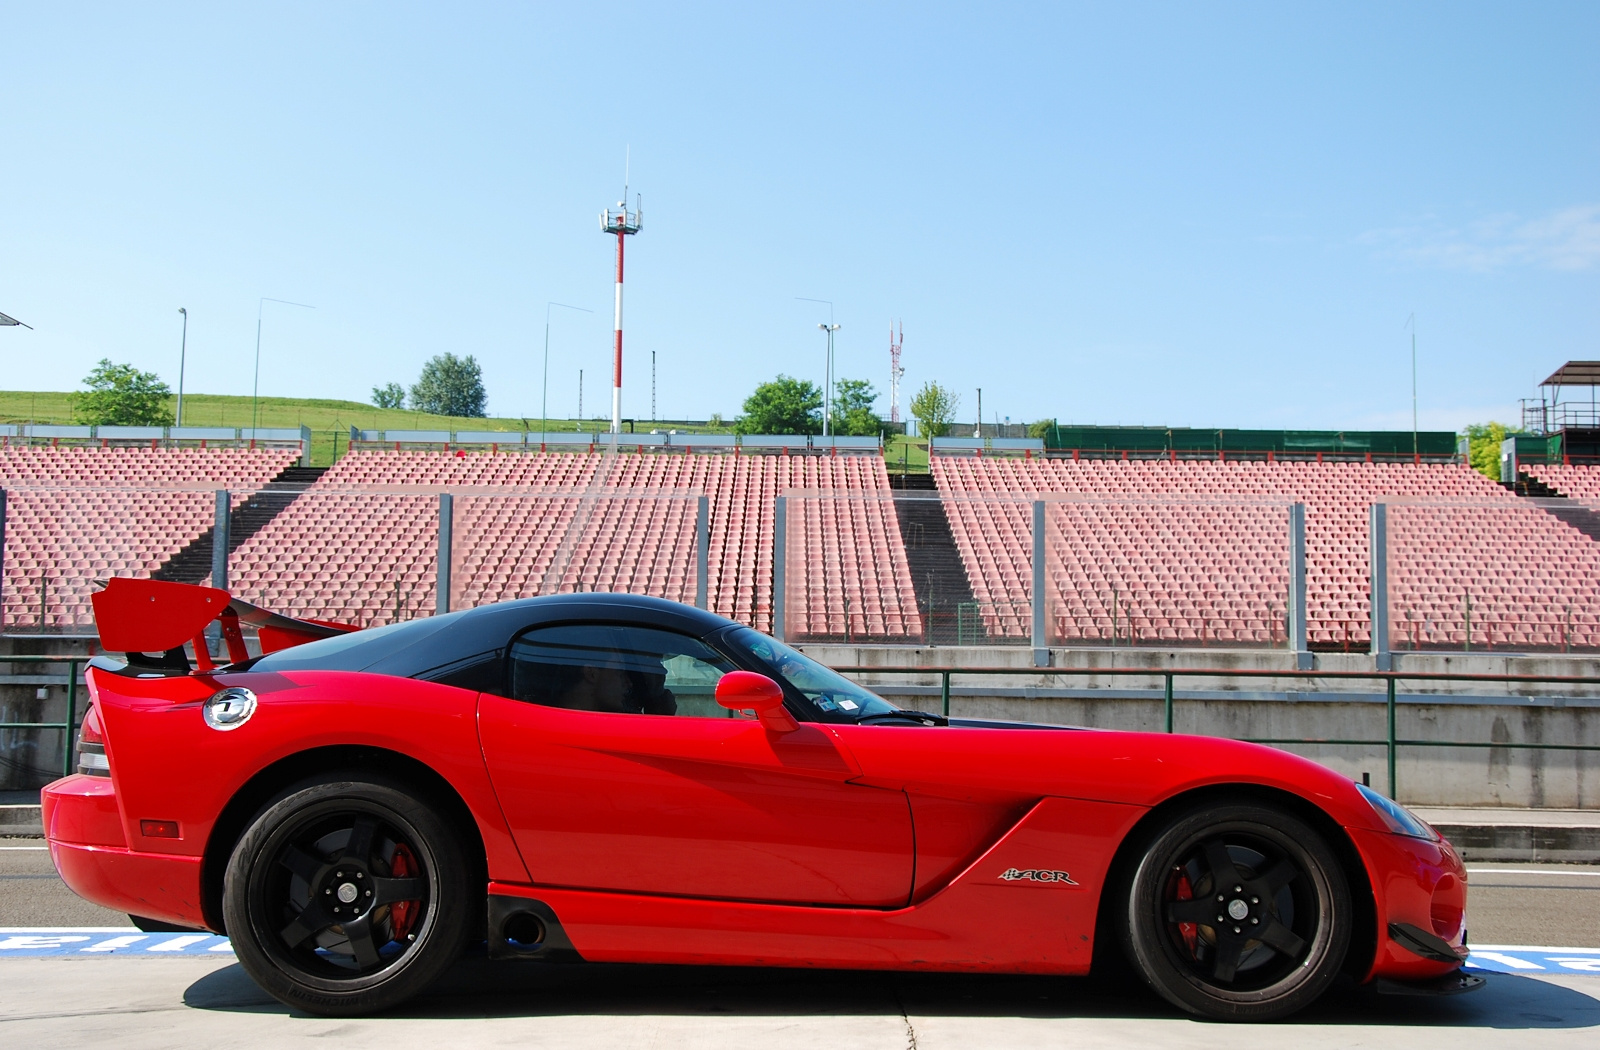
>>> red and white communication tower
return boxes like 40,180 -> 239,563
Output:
599,188 -> 643,434
889,322 -> 905,425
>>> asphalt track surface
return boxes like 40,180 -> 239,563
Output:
4,840 -> 1600,1048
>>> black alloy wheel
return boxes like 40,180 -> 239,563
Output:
223,777 -> 470,1015
1123,801 -> 1351,1021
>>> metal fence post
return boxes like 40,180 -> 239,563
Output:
211,490 -> 230,590
0,487 -> 7,633
1289,503 -> 1311,670
1031,500 -> 1048,667
772,496 -> 786,642
63,658 -> 79,777
1370,503 -> 1392,671
941,671 -> 951,718
695,495 -> 709,610
1386,677 -> 1398,799
1164,673 -> 1174,733
437,493 -> 453,616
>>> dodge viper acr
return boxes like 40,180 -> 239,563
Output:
44,578 -> 1477,1020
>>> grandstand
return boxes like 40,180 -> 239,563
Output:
932,456 -> 1600,650
0,448 -> 303,629
4,432 -> 1600,653
214,448 -> 922,639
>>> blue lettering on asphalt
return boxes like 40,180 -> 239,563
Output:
0,928 -> 233,956
1467,945 -> 1600,975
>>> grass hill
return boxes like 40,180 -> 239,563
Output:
0,390 -> 925,468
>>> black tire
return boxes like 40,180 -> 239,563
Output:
222,776 -> 470,1016
129,914 -> 205,933
1122,801 -> 1351,1022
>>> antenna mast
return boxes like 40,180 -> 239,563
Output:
889,322 -> 904,425
599,157 -> 643,435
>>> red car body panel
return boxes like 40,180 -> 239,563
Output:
45,625 -> 1468,985
494,795 -> 1143,971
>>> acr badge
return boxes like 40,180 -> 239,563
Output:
999,867 -> 1077,885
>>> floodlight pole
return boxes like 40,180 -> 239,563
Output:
176,308 -> 188,427
600,190 -> 643,435
252,297 -> 314,436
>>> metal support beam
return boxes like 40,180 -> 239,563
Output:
695,495 -> 709,610
1370,503 -> 1392,671
1032,500 -> 1048,667
1289,502 -> 1311,670
772,496 -> 787,641
437,493 -> 453,616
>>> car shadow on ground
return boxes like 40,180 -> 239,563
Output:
183,953 -> 1600,1030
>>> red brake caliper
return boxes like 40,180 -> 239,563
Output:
389,844 -> 419,942
1173,870 -> 1199,957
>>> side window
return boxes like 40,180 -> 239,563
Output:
508,623 -> 737,717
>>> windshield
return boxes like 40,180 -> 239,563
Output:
726,627 -> 900,722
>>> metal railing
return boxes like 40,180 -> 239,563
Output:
0,655 -> 85,779
835,663 -> 1600,801
5,655 -> 1599,804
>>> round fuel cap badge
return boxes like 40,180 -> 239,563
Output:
203,687 -> 257,731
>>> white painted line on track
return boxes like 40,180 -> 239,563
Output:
0,846 -> 47,850
1468,867 -> 1600,876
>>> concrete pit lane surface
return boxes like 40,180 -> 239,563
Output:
3,844 -> 1600,1048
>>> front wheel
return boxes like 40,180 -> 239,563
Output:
1122,801 -> 1351,1022
223,776 -> 470,1015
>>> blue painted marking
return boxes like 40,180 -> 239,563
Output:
0,928 -> 232,956
1467,945 -> 1600,976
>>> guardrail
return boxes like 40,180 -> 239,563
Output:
834,664 -> 1600,801
0,654 -> 84,778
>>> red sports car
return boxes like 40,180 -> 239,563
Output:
45,578 -> 1476,1020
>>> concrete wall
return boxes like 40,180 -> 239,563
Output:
802,644 -> 1600,809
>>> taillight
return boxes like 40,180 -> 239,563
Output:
77,706 -> 110,778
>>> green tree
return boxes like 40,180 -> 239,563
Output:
371,382 -> 406,409
1027,418 -> 1057,440
70,359 -> 173,426
832,378 -> 883,436
409,353 -> 487,417
735,375 -> 822,435
909,381 -> 960,439
1463,421 -> 1522,481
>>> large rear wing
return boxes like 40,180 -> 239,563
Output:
91,578 -> 359,670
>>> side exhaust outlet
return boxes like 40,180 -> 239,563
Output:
487,896 -> 581,962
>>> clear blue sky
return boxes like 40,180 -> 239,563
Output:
2,2 -> 1595,431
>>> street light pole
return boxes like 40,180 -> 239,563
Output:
795,298 -> 838,438
818,323 -> 841,436
176,307 -> 188,427
252,297 -> 314,435
543,302 -> 592,449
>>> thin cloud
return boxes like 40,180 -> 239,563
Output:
1360,205 -> 1600,272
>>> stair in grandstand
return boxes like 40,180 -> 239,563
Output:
152,466 -> 328,585
1537,501 -> 1600,545
1506,471 -> 1600,544
889,473 -> 989,645
1511,471 -> 1564,498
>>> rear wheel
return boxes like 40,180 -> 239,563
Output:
223,776 -> 469,1015
1122,801 -> 1351,1021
